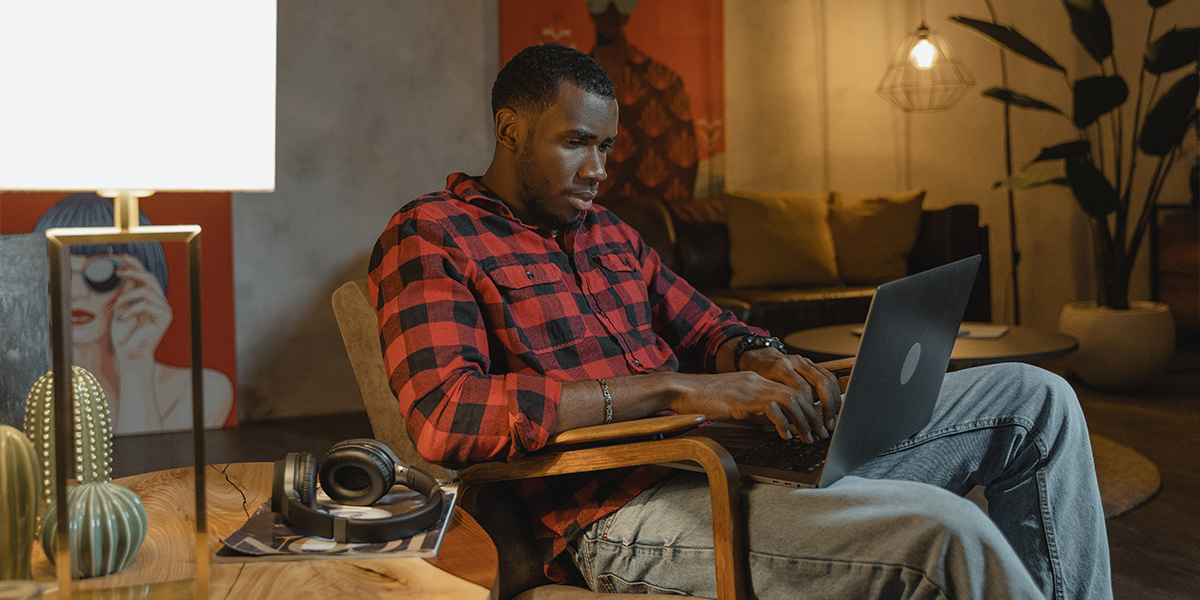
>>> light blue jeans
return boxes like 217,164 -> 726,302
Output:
568,363 -> 1112,599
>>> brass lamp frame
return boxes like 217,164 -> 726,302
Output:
44,190 -> 208,597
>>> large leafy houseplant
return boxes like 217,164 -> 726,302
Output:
951,0 -> 1198,310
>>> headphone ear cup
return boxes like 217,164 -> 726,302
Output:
319,439 -> 397,506
294,452 -> 319,507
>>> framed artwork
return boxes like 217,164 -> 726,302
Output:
499,0 -> 725,202
0,192 -> 238,434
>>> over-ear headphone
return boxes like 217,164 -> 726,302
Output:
271,438 -> 444,543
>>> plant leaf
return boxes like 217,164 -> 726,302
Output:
949,16 -> 1066,72
1064,0 -> 1114,63
1065,158 -> 1119,217
981,87 -> 1065,114
1145,27 -> 1200,74
1031,141 -> 1092,163
1139,72 -> 1200,156
1073,76 -> 1128,128
994,172 -> 1069,190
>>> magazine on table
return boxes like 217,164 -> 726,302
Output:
215,484 -> 458,563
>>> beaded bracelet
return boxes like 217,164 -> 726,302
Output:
597,378 -> 613,424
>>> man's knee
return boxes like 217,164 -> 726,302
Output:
1011,363 -> 1084,431
971,362 -> 1083,428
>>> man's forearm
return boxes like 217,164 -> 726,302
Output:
553,373 -> 680,434
551,335 -> 829,441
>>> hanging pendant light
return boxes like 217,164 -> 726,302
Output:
878,4 -> 974,113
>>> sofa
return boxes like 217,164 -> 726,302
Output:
602,190 -> 991,340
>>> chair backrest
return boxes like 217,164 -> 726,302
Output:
333,280 -> 567,597
330,279 -> 456,481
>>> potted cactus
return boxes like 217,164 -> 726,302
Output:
25,366 -> 148,578
952,0 -> 1197,389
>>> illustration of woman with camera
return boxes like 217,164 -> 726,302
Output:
35,193 -> 233,434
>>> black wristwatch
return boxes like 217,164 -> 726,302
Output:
734,333 -> 786,371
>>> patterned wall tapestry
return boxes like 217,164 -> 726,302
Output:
499,0 -> 725,204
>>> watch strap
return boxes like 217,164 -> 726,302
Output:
734,333 -> 786,371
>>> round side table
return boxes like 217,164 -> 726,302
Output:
784,322 -> 1078,367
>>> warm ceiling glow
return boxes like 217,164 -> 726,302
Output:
910,39 -> 937,69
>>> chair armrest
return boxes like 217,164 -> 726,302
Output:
816,357 -> 855,374
544,414 -> 706,449
816,357 -> 855,393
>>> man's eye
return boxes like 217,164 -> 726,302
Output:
567,139 -> 585,147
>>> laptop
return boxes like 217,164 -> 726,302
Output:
677,255 -> 981,488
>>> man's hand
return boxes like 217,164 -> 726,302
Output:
663,348 -> 840,443
734,349 -> 842,441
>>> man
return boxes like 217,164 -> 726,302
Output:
370,43 -> 1111,599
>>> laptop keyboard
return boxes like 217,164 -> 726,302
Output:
735,435 -> 832,474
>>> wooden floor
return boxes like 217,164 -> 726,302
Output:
110,345 -> 1200,599
1043,344 -> 1200,600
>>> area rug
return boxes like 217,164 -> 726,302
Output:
1090,433 -> 1161,519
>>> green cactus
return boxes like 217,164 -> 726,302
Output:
1,424 -> 41,580
41,481 -> 147,578
24,366 -> 114,507
24,366 -> 147,579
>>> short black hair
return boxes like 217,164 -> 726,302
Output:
491,43 -> 615,117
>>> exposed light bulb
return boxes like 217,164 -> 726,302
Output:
910,39 -> 936,69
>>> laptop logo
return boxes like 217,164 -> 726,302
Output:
900,343 -> 921,385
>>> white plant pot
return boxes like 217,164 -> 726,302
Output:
1059,301 -> 1175,391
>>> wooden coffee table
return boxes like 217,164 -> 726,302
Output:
784,322 -> 1078,367
31,463 -> 496,599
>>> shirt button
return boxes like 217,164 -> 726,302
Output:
633,359 -> 642,367
525,271 -> 534,279
621,259 -> 629,266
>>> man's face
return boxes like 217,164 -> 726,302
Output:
512,82 -> 618,234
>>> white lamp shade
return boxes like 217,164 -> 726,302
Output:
0,1 -> 276,191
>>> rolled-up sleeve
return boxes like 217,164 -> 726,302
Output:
368,211 -> 558,468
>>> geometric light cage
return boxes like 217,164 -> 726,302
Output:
878,26 -> 975,113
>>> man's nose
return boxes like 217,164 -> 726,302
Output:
580,148 -> 607,183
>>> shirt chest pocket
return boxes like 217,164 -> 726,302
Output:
487,263 -> 586,354
592,253 -> 653,331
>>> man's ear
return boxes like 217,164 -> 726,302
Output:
494,108 -> 523,153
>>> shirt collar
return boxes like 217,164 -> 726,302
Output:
446,173 -> 510,215
445,172 -> 588,237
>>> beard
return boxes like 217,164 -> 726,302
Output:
515,145 -> 584,234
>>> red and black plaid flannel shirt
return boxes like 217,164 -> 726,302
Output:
368,173 -> 754,581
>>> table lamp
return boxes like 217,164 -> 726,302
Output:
0,1 -> 275,595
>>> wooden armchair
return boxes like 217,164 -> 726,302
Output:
332,279 -> 853,600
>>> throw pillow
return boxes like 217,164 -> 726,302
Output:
721,191 -> 840,289
828,189 -> 925,285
